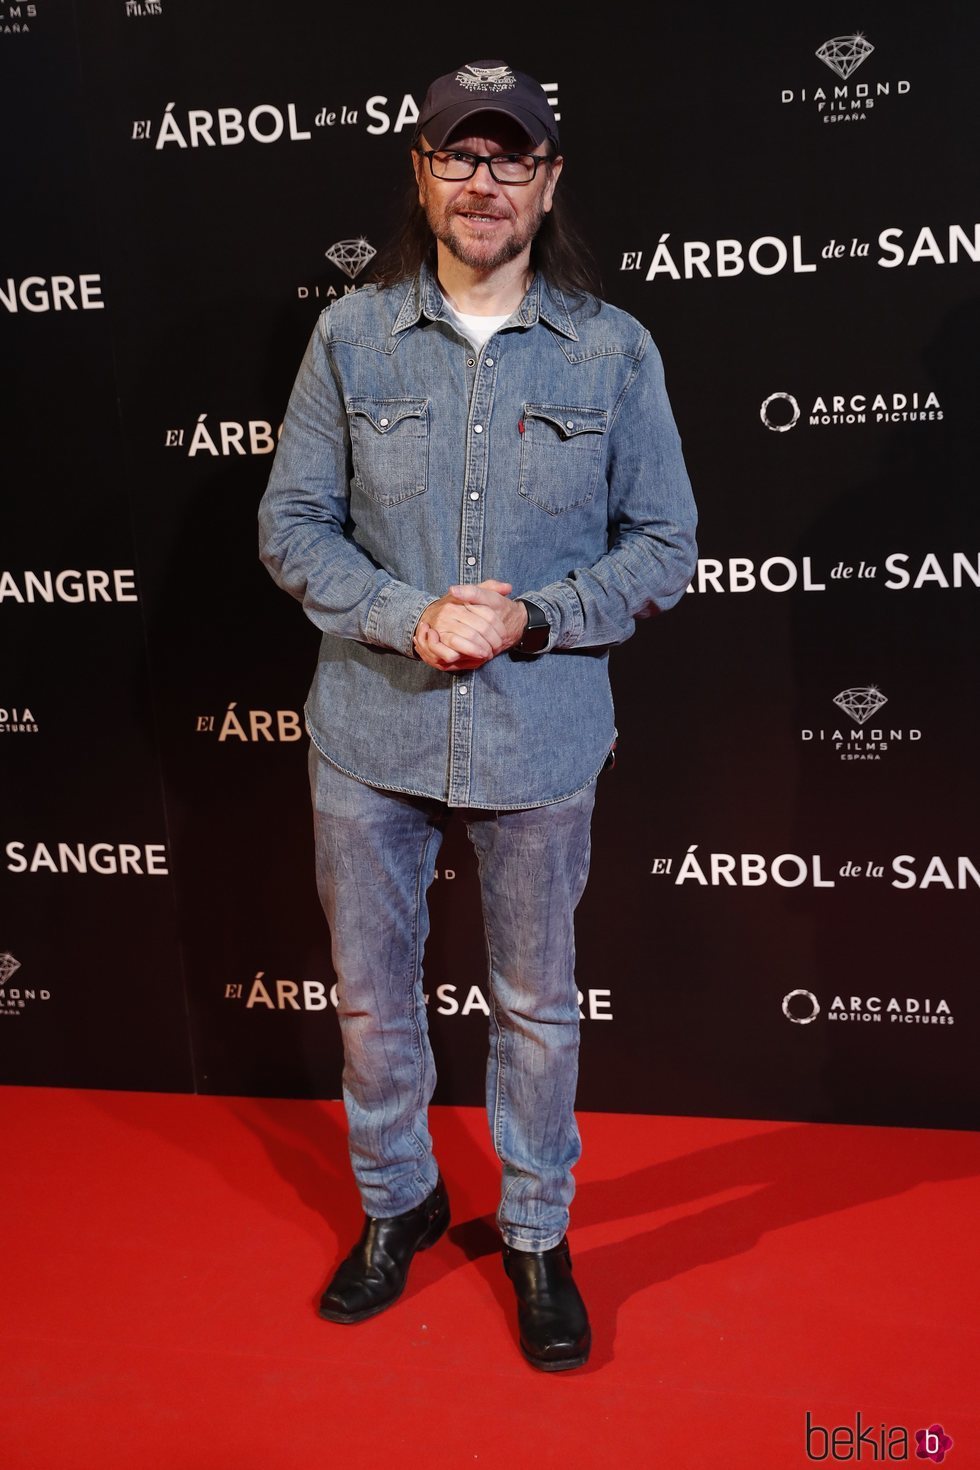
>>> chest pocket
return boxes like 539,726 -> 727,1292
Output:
518,403 -> 608,516
347,397 -> 429,506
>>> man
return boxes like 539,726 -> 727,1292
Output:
258,59 -> 697,1372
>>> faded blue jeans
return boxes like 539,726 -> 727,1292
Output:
308,740 -> 597,1252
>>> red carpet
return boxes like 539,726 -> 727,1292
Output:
1,1086 -> 977,1469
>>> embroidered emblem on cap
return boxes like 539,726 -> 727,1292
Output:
455,63 -> 518,93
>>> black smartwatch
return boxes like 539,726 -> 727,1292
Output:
512,598 -> 550,656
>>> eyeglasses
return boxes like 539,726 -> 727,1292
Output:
416,148 -> 552,185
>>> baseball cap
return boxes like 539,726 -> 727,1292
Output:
415,60 -> 560,153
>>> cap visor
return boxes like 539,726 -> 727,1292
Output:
420,101 -> 554,150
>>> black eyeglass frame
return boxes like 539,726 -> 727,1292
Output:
415,147 -> 555,186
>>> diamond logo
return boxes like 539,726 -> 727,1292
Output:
325,238 -> 376,281
816,33 -> 875,80
833,686 -> 888,725
0,952 -> 22,985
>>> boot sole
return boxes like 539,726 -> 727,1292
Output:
316,1199 -> 450,1325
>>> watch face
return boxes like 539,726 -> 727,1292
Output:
523,623 -> 549,652
520,619 -> 549,652
513,599 -> 549,655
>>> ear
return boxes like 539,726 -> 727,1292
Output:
541,154 -> 563,214
411,141 -> 426,203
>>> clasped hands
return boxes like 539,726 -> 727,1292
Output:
413,579 -> 529,671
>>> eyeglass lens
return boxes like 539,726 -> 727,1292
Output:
430,151 -> 538,183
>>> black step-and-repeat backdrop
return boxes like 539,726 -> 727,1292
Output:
3,4 -> 978,1129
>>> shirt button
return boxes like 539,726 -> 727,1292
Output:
466,556 -> 476,566
565,420 -> 574,429
474,424 -> 483,433
469,491 -> 480,500
466,358 -> 475,367
458,685 -> 468,695
485,357 -> 494,366
380,417 -> 389,427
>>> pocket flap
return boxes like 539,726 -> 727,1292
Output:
523,403 -> 608,439
347,397 -> 428,433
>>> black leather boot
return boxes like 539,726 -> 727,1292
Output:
502,1236 -> 591,1371
318,1175 -> 450,1324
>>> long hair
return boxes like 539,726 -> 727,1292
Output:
368,155 -> 603,314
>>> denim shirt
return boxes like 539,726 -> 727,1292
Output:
258,263 -> 698,809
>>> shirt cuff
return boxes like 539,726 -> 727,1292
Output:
535,582 -> 586,649
366,581 -> 434,658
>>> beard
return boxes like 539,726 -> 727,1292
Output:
419,176 -> 549,272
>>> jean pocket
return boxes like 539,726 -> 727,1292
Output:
518,403 -> 607,515
348,396 -> 429,506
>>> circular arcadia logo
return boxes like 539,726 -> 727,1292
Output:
783,989 -> 820,1024
760,392 -> 801,431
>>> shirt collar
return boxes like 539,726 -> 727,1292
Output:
392,260 -> 579,341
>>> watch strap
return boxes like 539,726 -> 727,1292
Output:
514,598 -> 550,655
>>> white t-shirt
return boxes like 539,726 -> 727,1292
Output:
441,297 -> 510,351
